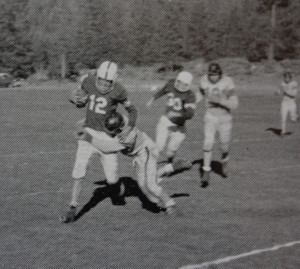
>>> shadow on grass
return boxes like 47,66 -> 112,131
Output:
192,158 -> 226,178
266,128 -> 292,136
74,177 -> 189,221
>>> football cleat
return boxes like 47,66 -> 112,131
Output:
61,206 -> 77,223
200,171 -> 210,188
165,205 -> 177,215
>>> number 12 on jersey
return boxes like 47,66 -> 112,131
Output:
89,94 -> 108,114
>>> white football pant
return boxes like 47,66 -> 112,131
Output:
156,115 -> 186,157
281,99 -> 297,133
133,137 -> 175,208
72,140 -> 118,184
203,112 -> 232,153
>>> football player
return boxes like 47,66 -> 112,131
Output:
146,71 -> 196,164
197,63 -> 239,187
61,61 -> 137,223
82,111 -> 177,214
278,71 -> 298,136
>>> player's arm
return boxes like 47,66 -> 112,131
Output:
69,75 -> 88,108
182,93 -> 196,120
116,87 -> 138,140
147,80 -> 171,107
195,88 -> 204,103
123,100 -> 138,127
217,91 -> 239,110
118,101 -> 137,141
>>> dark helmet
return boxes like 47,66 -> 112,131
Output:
208,63 -> 222,76
283,71 -> 292,79
104,111 -> 125,135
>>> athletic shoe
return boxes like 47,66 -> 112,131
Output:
61,206 -> 76,223
200,171 -> 210,188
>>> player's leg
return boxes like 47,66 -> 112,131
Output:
62,140 -> 94,223
143,145 -> 176,213
289,101 -> 297,122
218,115 -> 233,178
166,129 -> 186,163
133,151 -> 160,204
156,115 -> 171,154
280,101 -> 288,135
99,152 -> 124,204
201,113 -> 217,187
157,158 -> 192,179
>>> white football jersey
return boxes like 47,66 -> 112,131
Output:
199,75 -> 236,115
281,80 -> 298,102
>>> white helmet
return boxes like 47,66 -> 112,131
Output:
96,61 -> 118,93
174,71 -> 193,92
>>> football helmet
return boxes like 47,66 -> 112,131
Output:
104,111 -> 125,136
96,61 -> 118,94
174,71 -> 193,92
208,62 -> 222,83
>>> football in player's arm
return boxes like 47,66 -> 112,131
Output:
197,63 -> 238,188
278,71 -> 298,136
147,71 -> 196,165
61,61 -> 137,223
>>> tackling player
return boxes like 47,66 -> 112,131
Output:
61,61 -> 137,223
197,63 -> 239,187
146,71 -> 196,165
82,111 -> 176,214
278,71 -> 298,136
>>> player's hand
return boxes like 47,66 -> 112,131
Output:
117,126 -> 134,142
69,92 -> 88,108
167,111 -> 182,118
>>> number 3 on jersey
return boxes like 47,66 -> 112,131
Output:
89,94 -> 108,114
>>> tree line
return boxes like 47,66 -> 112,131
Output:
0,0 -> 299,78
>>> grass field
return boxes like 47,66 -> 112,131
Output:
0,78 -> 299,269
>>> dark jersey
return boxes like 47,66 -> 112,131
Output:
153,79 -> 196,126
79,75 -> 129,131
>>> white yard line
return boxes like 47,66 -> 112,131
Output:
0,149 -> 74,158
178,240 -> 300,269
5,189 -> 66,200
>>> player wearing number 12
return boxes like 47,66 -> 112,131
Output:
147,71 -> 196,165
61,61 -> 137,223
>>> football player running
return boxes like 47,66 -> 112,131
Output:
146,71 -> 196,167
85,111 -> 176,214
197,63 -> 239,188
61,61 -> 137,223
278,71 -> 298,136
